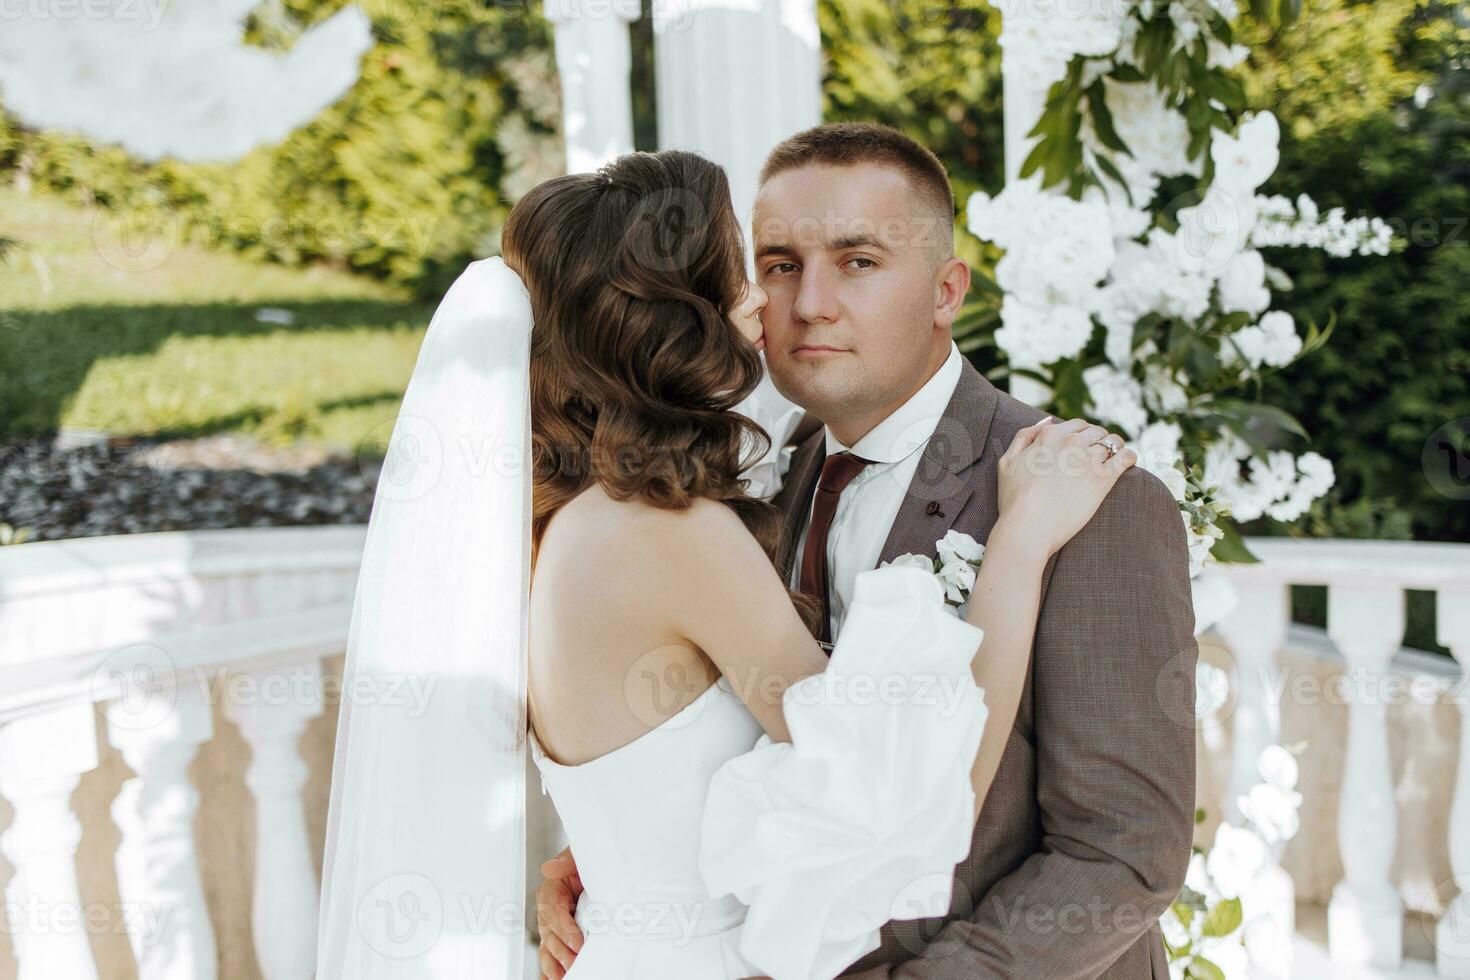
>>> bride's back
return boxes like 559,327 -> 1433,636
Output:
528,484 -> 723,767
503,148 -> 820,766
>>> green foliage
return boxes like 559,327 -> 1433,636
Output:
1253,14 -> 1470,544
818,0 -> 1006,279
1023,0 -> 1279,201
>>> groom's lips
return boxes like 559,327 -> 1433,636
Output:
792,344 -> 848,358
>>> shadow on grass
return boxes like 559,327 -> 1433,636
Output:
0,297 -> 433,437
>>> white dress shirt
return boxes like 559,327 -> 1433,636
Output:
730,342 -> 964,638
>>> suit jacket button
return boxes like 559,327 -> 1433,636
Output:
925,501 -> 941,515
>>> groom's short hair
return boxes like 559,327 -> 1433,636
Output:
757,122 -> 955,256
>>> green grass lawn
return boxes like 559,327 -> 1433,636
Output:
0,187 -> 435,452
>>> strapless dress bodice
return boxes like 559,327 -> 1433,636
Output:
528,564 -> 989,980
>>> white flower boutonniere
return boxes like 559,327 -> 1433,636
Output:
883,529 -> 986,614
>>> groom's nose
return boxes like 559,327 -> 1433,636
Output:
791,266 -> 840,325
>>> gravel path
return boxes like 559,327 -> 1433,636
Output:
0,431 -> 383,542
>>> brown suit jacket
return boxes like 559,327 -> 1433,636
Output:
770,359 -> 1198,980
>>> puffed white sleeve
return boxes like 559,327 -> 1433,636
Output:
731,358 -> 805,501
697,563 -> 988,980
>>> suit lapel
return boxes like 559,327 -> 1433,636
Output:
771,358 -> 1001,579
876,358 -> 998,567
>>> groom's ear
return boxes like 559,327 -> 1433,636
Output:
933,257 -> 970,329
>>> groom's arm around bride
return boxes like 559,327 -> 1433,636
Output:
841,402 -> 1198,980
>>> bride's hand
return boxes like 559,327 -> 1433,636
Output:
995,416 -> 1137,558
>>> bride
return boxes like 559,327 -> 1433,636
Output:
315,148 -> 1136,980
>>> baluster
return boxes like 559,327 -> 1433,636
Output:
1217,579 -> 1294,974
1217,581 -> 1290,821
107,677 -> 218,980
1438,588 -> 1470,978
0,702 -> 101,980
223,659 -> 324,980
1326,582 -> 1405,968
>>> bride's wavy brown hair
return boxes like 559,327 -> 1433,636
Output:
504,149 -> 821,635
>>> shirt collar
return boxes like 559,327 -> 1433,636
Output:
824,341 -> 964,466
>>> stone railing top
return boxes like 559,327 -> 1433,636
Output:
1223,537 -> 1470,592
0,525 -> 368,601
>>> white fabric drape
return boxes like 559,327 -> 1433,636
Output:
316,257 -> 533,979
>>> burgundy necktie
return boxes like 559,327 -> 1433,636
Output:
799,451 -> 873,646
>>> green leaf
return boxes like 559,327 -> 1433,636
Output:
1018,138 -> 1050,181
1051,358 -> 1087,418
1188,956 -> 1227,980
1202,898 -> 1244,939
1299,309 -> 1337,359
1207,398 -> 1310,448
1211,518 -> 1260,563
1087,81 -> 1133,156
1093,153 -> 1135,206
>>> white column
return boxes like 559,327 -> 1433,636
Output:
546,0 -> 639,173
0,702 -> 101,980
1216,580 -> 1294,975
223,661 -> 325,980
107,681 -> 219,980
1438,588 -> 1470,978
653,0 -> 823,248
1326,582 -> 1405,969
996,2 -> 1052,408
1216,581 -> 1290,822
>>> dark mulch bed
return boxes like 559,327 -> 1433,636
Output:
0,430 -> 383,542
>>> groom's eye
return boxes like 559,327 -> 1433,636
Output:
845,256 -> 879,270
765,262 -> 798,276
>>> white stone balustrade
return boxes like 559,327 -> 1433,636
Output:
1,529 -> 1466,979
0,527 -> 363,980
1214,538 -> 1470,978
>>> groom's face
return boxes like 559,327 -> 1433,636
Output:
752,162 -> 958,440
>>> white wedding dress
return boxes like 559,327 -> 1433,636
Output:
529,563 -> 988,980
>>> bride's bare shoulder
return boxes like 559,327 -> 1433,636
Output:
544,485 -> 751,558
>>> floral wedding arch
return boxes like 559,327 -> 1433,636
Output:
981,0 -> 1393,630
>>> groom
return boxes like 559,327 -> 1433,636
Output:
538,122 -> 1198,979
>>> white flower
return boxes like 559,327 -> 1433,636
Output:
1143,363 -> 1190,414
937,559 -> 977,604
1194,659 -> 1232,718
1216,249 -> 1272,318
1151,186 -> 1256,275
1185,516 -> 1225,577
1083,364 -> 1149,436
1203,935 -> 1251,978
978,183 -> 1115,309
1190,573 -> 1238,638
1101,78 -> 1201,183
1257,744 -> 1299,791
1185,850 -> 1214,898
1207,823 -> 1267,899
885,553 -> 937,573
995,295 -> 1097,370
1232,310 -> 1301,369
1161,905 -> 1191,950
996,0 -> 1128,88
1237,782 -> 1302,846
1095,241 -> 1211,367
1211,112 -> 1281,195
1206,38 -> 1250,69
937,530 -> 985,566
1135,421 -> 1184,493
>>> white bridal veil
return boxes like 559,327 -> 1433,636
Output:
316,257 -> 534,979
